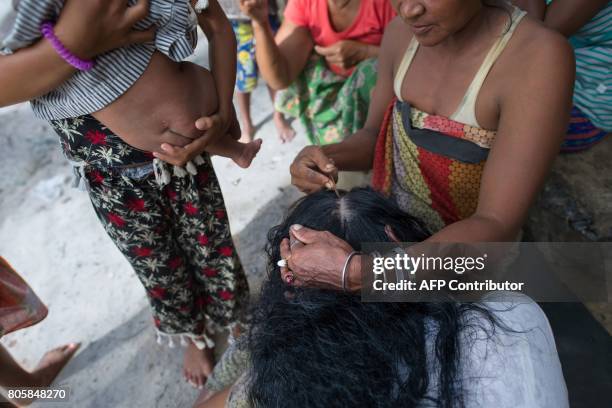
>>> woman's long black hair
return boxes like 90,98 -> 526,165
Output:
247,188 -> 499,408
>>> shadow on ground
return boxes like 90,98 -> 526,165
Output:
234,186 -> 303,294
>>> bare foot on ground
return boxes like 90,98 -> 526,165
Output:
184,341 -> 215,389
31,343 -> 80,387
234,139 -> 262,169
273,112 -> 296,143
12,343 -> 80,406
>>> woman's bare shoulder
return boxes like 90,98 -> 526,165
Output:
504,15 -> 574,79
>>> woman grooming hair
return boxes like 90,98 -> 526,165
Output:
197,188 -> 568,408
287,0 -> 575,291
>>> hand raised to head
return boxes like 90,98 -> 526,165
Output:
239,0 -> 269,24
280,225 -> 355,290
290,146 -> 338,193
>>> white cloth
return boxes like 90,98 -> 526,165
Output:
423,292 -> 569,407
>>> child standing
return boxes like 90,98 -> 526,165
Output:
2,0 -> 250,388
220,0 -> 296,143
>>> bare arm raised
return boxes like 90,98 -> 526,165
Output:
289,18 -> 406,192
0,0 -> 155,107
240,0 -> 313,90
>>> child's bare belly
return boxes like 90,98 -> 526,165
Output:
93,52 -> 218,154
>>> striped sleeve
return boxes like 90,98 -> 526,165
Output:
0,0 -> 63,54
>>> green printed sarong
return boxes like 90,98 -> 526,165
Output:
275,55 -> 378,145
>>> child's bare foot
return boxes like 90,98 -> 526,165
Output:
240,121 -> 256,143
184,341 -> 215,389
234,139 -> 262,169
274,112 -> 296,143
30,343 -> 80,387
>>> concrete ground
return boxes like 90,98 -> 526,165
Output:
1,6 -> 611,408
0,16 -> 306,406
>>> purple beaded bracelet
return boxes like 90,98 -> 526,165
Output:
40,22 -> 95,71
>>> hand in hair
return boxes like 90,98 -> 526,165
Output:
279,225 -> 358,290
290,146 -> 338,193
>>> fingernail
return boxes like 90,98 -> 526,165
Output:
325,164 -> 335,171
161,144 -> 170,152
325,182 -> 333,189
291,224 -> 303,231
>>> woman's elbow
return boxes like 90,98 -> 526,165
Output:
260,66 -> 294,90
471,213 -> 523,241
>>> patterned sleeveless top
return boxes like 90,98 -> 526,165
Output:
372,7 -> 526,233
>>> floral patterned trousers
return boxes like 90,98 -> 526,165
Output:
50,115 -> 249,348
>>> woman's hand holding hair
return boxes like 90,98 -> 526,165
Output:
290,146 -> 338,193
314,41 -> 376,70
279,225 -> 362,291
55,0 -> 156,59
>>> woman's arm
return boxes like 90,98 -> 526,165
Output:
0,41 -> 75,107
240,0 -> 314,90
0,0 -> 154,107
289,18 -> 404,191
544,0 -> 610,37
427,29 -> 575,243
283,24 -> 575,292
514,0 -> 609,37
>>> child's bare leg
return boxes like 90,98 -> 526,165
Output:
268,86 -> 296,143
236,91 -> 255,143
207,136 -> 262,169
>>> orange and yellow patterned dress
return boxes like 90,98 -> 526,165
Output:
372,98 -> 497,233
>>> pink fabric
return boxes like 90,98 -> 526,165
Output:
284,0 -> 396,76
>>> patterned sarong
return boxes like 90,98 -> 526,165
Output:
275,55 -> 378,145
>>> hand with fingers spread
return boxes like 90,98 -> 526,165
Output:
279,225 -> 362,291
314,40 -> 373,71
55,0 -> 156,60
290,146 -> 339,193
